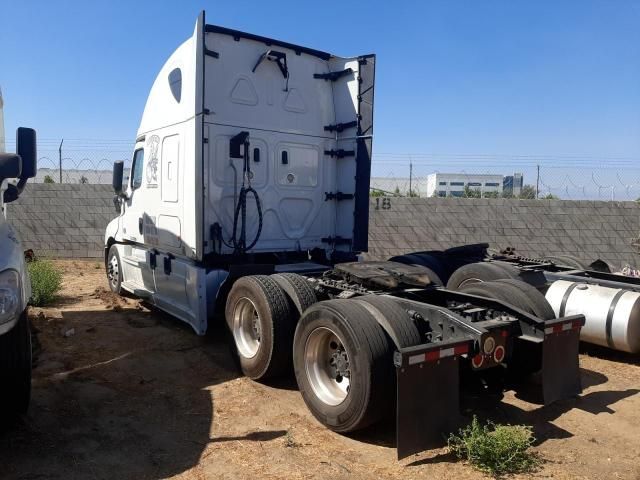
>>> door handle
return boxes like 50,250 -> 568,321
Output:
138,217 -> 143,235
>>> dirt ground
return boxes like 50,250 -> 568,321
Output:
0,260 -> 639,480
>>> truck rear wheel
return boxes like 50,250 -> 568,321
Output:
355,295 -> 422,347
0,314 -> 32,417
493,279 -> 555,320
271,273 -> 317,316
106,245 -> 123,294
460,281 -> 540,317
543,254 -> 589,270
446,262 -> 517,290
293,300 -> 395,432
225,275 -> 294,380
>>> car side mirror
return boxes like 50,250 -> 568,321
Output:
112,161 -> 125,196
16,127 -> 37,179
0,153 -> 22,182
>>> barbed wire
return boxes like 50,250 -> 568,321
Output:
6,139 -> 640,200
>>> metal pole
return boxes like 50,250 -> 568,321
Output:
409,158 -> 413,197
58,138 -> 64,183
536,164 -> 540,199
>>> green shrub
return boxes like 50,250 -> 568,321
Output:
448,416 -> 540,476
28,260 -> 63,306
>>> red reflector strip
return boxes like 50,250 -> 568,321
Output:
545,321 -> 581,335
425,350 -> 440,362
454,343 -> 469,355
407,342 -> 470,365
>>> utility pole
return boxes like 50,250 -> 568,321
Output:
535,164 -> 540,199
58,139 -> 63,184
409,158 -> 413,197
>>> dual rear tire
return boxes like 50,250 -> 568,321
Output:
447,262 -> 555,319
225,275 -> 410,433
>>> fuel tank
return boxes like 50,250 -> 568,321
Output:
545,280 -> 640,353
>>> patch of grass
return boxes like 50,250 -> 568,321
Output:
448,416 -> 540,477
27,260 -> 63,306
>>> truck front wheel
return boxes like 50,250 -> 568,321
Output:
293,300 -> 394,433
0,313 -> 32,417
106,245 -> 123,294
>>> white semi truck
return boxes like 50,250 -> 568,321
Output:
105,12 -> 584,458
0,127 -> 37,417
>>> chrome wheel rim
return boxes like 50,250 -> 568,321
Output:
108,255 -> 119,289
304,327 -> 351,406
233,297 -> 261,358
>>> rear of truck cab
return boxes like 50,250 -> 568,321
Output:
107,12 -> 374,334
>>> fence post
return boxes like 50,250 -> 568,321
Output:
409,157 -> 413,197
58,138 -> 64,184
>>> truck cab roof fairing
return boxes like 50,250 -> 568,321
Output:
137,31 -> 199,136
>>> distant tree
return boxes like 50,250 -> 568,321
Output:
463,185 -> 481,198
79,175 -> 89,184
394,186 -> 401,196
518,184 -> 536,199
542,193 -> 559,200
369,189 -> 385,197
43,175 -> 55,184
501,190 -> 515,199
483,191 -> 499,199
407,189 -> 420,198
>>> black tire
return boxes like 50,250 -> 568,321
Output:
460,281 -> 538,316
225,275 -> 294,380
0,313 -> 32,416
543,255 -> 590,270
446,262 -> 515,290
106,245 -> 123,294
271,273 -> 318,316
354,295 -> 422,348
493,279 -> 555,320
491,261 -> 522,278
388,254 -> 445,286
293,299 -> 395,432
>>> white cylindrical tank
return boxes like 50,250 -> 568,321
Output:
545,280 -> 640,353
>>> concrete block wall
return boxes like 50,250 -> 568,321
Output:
5,186 -> 640,268
7,184 -> 115,258
366,197 -> 640,269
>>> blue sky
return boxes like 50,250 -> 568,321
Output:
2,0 -> 640,164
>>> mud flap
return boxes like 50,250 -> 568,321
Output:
396,356 -> 463,460
540,328 -> 582,404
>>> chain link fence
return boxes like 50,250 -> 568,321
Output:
5,139 -> 640,201
5,138 -> 132,185
370,153 -> 640,201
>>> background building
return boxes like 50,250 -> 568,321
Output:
503,172 -> 524,196
426,173 -> 504,197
